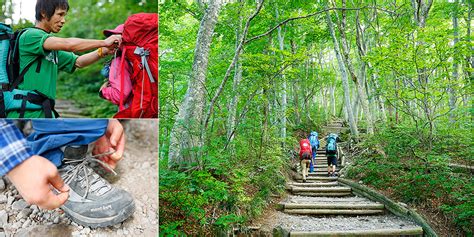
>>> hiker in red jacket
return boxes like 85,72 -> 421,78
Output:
299,138 -> 312,183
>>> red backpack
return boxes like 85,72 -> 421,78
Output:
114,13 -> 158,118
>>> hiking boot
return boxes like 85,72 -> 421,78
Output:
58,146 -> 135,228
302,179 -> 307,183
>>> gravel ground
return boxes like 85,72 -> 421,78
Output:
0,120 -> 158,237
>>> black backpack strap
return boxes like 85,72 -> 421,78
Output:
9,57 -> 41,91
0,91 -> 5,118
33,90 -> 57,118
13,90 -> 56,118
0,34 -> 9,40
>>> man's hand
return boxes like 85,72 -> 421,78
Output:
103,35 -> 122,50
93,120 -> 126,170
6,156 -> 69,210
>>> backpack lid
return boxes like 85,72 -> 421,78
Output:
122,13 -> 158,47
310,131 -> 318,137
327,133 -> 338,141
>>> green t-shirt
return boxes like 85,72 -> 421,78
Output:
7,27 -> 78,118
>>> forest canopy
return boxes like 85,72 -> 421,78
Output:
160,0 -> 472,235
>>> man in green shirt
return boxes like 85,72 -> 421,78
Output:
7,0 -> 121,118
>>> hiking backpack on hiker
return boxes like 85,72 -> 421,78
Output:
0,23 -> 56,118
325,133 -> 338,155
309,131 -> 320,149
299,139 -> 312,159
112,13 -> 158,118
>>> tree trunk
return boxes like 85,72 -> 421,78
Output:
226,11 -> 243,146
352,86 -> 359,124
449,0 -> 459,123
411,0 -> 434,28
354,9 -> 376,132
276,8 -> 287,147
335,0 -> 374,134
326,8 -> 359,137
330,84 -> 336,117
291,40 -> 301,125
463,1 -> 472,107
168,0 -> 222,168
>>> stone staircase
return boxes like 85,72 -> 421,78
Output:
273,121 -> 424,236
54,99 -> 87,118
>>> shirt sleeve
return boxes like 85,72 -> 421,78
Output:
0,120 -> 33,176
57,50 -> 78,73
21,29 -> 51,57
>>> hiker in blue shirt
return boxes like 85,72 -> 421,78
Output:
308,131 -> 320,172
0,119 -> 134,227
308,131 -> 320,158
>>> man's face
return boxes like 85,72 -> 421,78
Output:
45,8 -> 67,33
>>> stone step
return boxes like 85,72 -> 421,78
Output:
284,209 -> 384,215
307,170 -> 339,175
312,161 -> 339,165
59,113 -> 87,118
297,176 -> 338,182
313,165 -> 334,168
281,203 -> 384,210
55,99 -> 85,118
287,182 -> 339,187
289,227 -> 423,236
293,192 -> 352,197
290,187 -> 351,193
56,109 -> 83,115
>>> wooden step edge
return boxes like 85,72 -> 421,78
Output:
287,182 -> 339,186
291,187 -> 351,192
293,192 -> 352,197
289,227 -> 423,236
284,209 -> 384,215
282,203 -> 385,209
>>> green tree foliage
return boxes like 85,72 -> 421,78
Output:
160,0 -> 472,235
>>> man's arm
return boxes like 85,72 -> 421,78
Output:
74,47 -> 114,68
43,34 -> 122,53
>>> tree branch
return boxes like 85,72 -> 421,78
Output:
245,6 -> 398,44
203,0 -> 265,130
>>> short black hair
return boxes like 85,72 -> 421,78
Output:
35,0 -> 69,21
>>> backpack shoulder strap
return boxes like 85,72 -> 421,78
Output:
9,57 -> 41,91
9,28 -> 41,90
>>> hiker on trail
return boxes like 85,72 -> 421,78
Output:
308,131 -> 320,158
299,138 -> 312,183
308,131 -> 320,170
325,133 -> 340,177
99,24 -> 133,110
4,0 -> 122,118
0,119 -> 135,227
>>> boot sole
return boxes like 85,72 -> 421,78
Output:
61,201 -> 135,228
